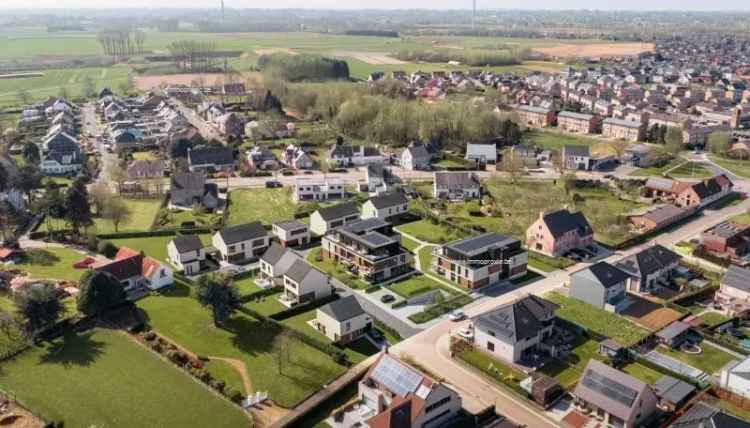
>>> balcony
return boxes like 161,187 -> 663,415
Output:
278,292 -> 299,308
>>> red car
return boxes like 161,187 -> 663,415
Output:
73,257 -> 96,269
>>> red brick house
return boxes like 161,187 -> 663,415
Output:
675,175 -> 733,208
701,221 -> 750,259
526,209 -> 594,257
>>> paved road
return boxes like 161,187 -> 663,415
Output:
81,102 -> 117,189
172,99 -> 225,143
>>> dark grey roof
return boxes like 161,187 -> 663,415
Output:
340,217 -> 388,234
218,222 -> 267,245
617,244 -> 681,278
434,172 -> 479,189
273,219 -> 307,231
260,242 -> 286,265
404,145 -> 430,159
367,192 -> 408,209
319,295 -> 365,322
446,233 -> 518,256
653,375 -> 695,405
472,295 -> 558,343
564,145 -> 590,158
656,321 -> 691,342
285,259 -> 319,283
171,235 -> 203,253
542,209 -> 592,238
315,202 -> 359,221
642,205 -> 689,224
574,360 -> 650,423
171,172 -> 205,192
723,265 -> 750,292
670,402 -> 750,428
188,146 -> 234,166
574,262 -> 630,289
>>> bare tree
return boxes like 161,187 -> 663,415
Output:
272,329 -> 293,375
101,196 -> 132,233
501,150 -> 523,184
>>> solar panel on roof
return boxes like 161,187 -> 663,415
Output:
371,356 -> 423,397
581,369 -> 638,407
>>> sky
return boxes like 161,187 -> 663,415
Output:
4,0 -> 750,10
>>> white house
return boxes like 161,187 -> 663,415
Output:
293,178 -> 345,202
167,235 -> 206,275
271,220 -> 310,248
400,145 -> 431,170
471,295 -> 560,363
433,172 -> 480,200
309,202 -> 360,236
361,192 -> 409,222
142,256 -> 174,290
40,151 -> 83,175
280,259 -> 331,307
720,355 -> 750,399
328,143 -> 384,167
258,243 -> 301,286
313,295 -> 372,344
212,222 -> 270,264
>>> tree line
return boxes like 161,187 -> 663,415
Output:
393,48 -> 528,66
97,29 -> 146,57
257,54 -> 350,82
166,40 -> 221,73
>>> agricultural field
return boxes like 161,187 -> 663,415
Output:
0,329 -> 250,428
545,292 -> 651,346
227,188 -> 297,226
137,281 -> 349,408
1,247 -> 90,282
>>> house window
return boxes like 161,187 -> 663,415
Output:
345,322 -> 351,332
487,341 -> 495,352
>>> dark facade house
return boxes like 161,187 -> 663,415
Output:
187,146 -> 235,173
569,261 -> 631,313
653,375 -> 695,411
701,221 -> 750,259
668,402 -> 750,428
616,244 -> 682,293
169,172 -> 219,209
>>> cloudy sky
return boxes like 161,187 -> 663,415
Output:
3,0 -> 749,10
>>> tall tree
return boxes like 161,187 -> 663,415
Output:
108,163 -> 128,194
77,271 -> 127,316
22,142 -> 40,164
708,131 -> 731,155
665,127 -> 684,156
196,273 -> 240,326
12,164 -> 42,201
64,177 -> 93,236
101,196 -> 132,232
14,283 -> 63,339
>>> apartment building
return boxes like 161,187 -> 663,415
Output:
602,118 -> 646,142
557,111 -> 600,134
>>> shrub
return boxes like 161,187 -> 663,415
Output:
143,331 -> 157,341
97,241 -> 118,258
210,379 -> 226,393
87,234 -> 99,252
227,388 -> 244,403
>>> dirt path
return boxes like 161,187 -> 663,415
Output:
209,356 -> 253,394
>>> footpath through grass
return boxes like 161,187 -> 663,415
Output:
0,329 -> 249,428
137,281 -> 348,408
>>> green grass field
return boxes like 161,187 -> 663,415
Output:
137,281 -> 348,408
2,247 -> 88,282
629,158 -> 684,177
306,248 -> 368,290
387,274 -> 458,299
658,344 -> 735,375
204,359 -> 248,395
708,155 -> 750,179
154,209 -> 223,230
400,235 -> 421,252
227,188 -> 297,226
108,234 -> 212,263
91,198 -> 162,234
622,362 -> 667,385
538,337 -> 601,389
667,162 -> 713,179
241,291 -> 286,316
545,292 -> 651,346
522,129 -> 602,151
0,329 -> 249,428
397,220 -> 468,244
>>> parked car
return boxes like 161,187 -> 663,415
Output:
265,180 -> 282,188
380,294 -> 395,304
448,310 -> 466,321
303,170 -> 314,175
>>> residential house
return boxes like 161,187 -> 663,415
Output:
432,233 -> 527,289
716,265 -> 750,315
572,360 -> 658,428
361,193 -> 409,222
653,375 -> 695,412
470,295 -> 560,363
616,244 -> 682,293
187,146 -> 235,173
127,159 -> 165,180
644,177 -> 685,201
321,218 -> 413,283
562,145 -> 592,170
283,144 -> 314,170
602,118 -> 646,141
313,295 -> 372,344
676,175 -> 734,208
558,111 -> 600,134
40,150 -> 82,175
169,173 -> 219,210
400,144 -> 431,170
433,172 -> 481,200
701,221 -> 750,259
328,143 -> 384,167
246,147 -> 279,171
526,209 -> 594,258
359,353 -> 462,428
309,202 -> 360,236
515,105 -> 556,128
720,355 -> 750,399
212,222 -> 270,263
655,321 -> 692,348
258,243 -> 301,286
629,205 -> 694,233
622,144 -> 657,167
668,402 -> 750,428
272,220 -> 310,247
167,235 -> 206,275
569,261 -> 631,313
293,178 -> 345,202
94,247 -> 174,291
464,143 -> 497,165
280,259 -> 331,307
215,112 -> 244,138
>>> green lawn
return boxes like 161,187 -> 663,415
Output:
306,247 -> 368,290
108,234 -> 212,264
538,337 -> 601,389
522,129 -> 601,151
387,274 -> 457,299
227,188 -> 297,226
528,252 -> 575,273
456,348 -> 526,395
153,208 -> 223,230
709,155 -> 750,179
2,247 -> 88,282
0,329 -> 249,428
234,275 -> 262,296
137,281 -> 348,408
700,311 -> 732,327
204,359 -> 248,395
667,162 -> 713,179
658,344 -> 735,375
629,158 -> 684,177
280,310 -> 379,364
622,362 -> 667,385
241,291 -> 286,316
92,198 -> 162,234
731,213 -> 750,225
397,220 -> 467,244
417,245 -> 435,273
400,236 -> 421,252
545,292 -> 650,346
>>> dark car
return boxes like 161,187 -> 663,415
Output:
303,170 -> 314,175
265,180 -> 282,188
368,329 -> 384,342
380,294 -> 395,304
